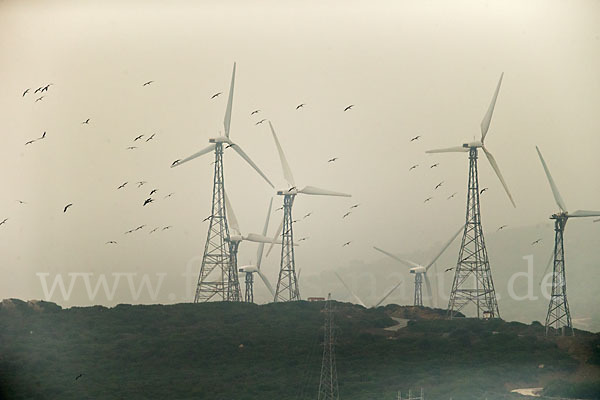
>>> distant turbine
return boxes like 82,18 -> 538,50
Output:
335,272 -> 402,308
171,63 -> 274,302
536,146 -> 600,336
426,73 -> 513,319
266,121 -> 350,302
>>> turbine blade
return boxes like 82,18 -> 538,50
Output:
481,72 -> 504,142
423,273 -> 433,305
299,186 -> 351,197
171,143 -> 216,167
538,250 -> 554,286
374,280 -> 403,308
297,268 -> 301,284
266,219 -> 284,257
334,272 -> 367,307
268,121 -> 296,187
569,210 -> 600,218
245,233 -> 282,244
483,146 -> 516,208
425,224 -> 465,271
256,198 -> 274,270
256,269 -> 275,297
425,146 -> 469,154
224,193 -> 241,236
535,146 -> 567,212
224,62 -> 236,138
373,246 -> 421,269
231,143 -> 274,188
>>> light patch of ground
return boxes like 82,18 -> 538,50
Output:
510,388 -> 543,397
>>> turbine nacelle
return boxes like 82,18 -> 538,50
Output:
410,266 -> 427,274
277,188 -> 298,195
239,265 -> 258,273
209,136 -> 232,144
463,140 -> 483,148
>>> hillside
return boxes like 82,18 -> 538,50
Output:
1,299 -> 599,400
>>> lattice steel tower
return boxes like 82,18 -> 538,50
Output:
274,193 -> 300,302
318,294 -> 339,400
545,214 -> 572,335
447,147 -> 500,318
171,62 -> 274,302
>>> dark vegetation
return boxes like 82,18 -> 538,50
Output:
0,299 -> 598,400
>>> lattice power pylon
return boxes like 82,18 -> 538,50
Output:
318,294 -> 339,400
447,147 -> 500,318
545,214 -> 572,335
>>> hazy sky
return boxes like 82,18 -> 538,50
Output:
1,0 -> 599,307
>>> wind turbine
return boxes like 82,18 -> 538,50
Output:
373,225 -> 463,307
335,272 -> 403,308
426,73 -> 514,319
267,121 -> 351,302
171,63 -> 274,303
535,146 -> 600,336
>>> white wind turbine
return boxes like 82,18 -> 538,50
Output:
171,63 -> 274,303
535,146 -> 600,335
373,225 -> 464,308
267,121 -> 351,302
334,272 -> 403,308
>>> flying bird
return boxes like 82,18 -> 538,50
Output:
255,119 -> 266,125
149,189 -> 158,196
126,146 -> 137,150
149,227 -> 159,234
134,134 -> 144,141
430,163 -> 439,168
117,182 -> 128,190
82,119 -> 90,124
350,204 -> 360,209
410,135 -> 421,142
531,238 -> 542,245
25,139 -> 37,145
34,87 -> 43,94
35,96 -> 44,102
137,181 -> 147,187
342,212 -> 352,219
16,200 -> 27,204
134,225 -> 145,231
275,206 -> 283,212
105,241 -> 117,245
342,241 -> 352,247
409,164 -> 418,171
162,226 -> 172,231
447,192 -> 457,200
40,131 -> 46,139
75,374 -> 83,381
22,88 -> 30,97
0,218 -> 7,226
303,212 -> 312,219
424,197 -> 432,203
146,134 -> 155,142
164,192 -> 175,199
298,237 -> 309,242
445,267 -> 454,272
142,80 -> 154,86
480,187 -> 488,195
41,84 -> 53,92
225,143 -> 236,149
296,103 -> 305,110
328,157 -> 338,163
202,215 -> 211,222
211,92 -> 222,99
343,104 -> 354,112
63,204 -> 73,213
435,181 -> 444,190
497,225 -> 508,231
250,110 -> 260,115
171,159 -> 181,167
288,186 -> 297,192
143,198 -> 154,206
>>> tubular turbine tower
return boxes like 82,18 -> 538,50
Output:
426,73 -> 515,319
171,63 -> 274,302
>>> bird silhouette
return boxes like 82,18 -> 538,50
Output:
445,267 -> 454,272
497,225 -> 508,231
296,103 -> 305,110
35,96 -> 44,102
136,181 -> 147,187
126,146 -> 137,150
342,241 -> 352,247
435,181 -> 444,190
143,80 -> 154,86
105,241 -> 117,245
211,92 -> 222,99
447,192 -> 457,200
342,212 -> 352,218
149,189 -> 158,196
0,218 -> 8,226
409,164 -> 418,171
40,131 -> 46,139
16,200 -> 27,204
275,206 -> 283,212
531,238 -> 542,245
75,373 -> 83,381
171,159 -> 181,167
34,87 -> 43,94
350,204 -> 360,209
134,225 -> 145,231
410,135 -> 421,142
63,204 -> 73,213
298,237 -> 309,242
41,84 -> 53,92
134,134 -> 144,141
328,157 -> 338,163
162,226 -> 172,231
117,182 -> 127,190
22,88 -> 30,97
343,105 -> 354,112
82,119 -> 90,124
25,139 -> 36,145
164,192 -> 175,199
146,134 -> 155,142
288,186 -> 297,192
202,215 -> 211,222
143,198 -> 154,206
430,163 -> 439,168
255,119 -> 266,125
480,187 -> 488,194
149,227 -> 159,234
424,197 -> 432,203
225,144 -> 236,149
303,212 -> 312,219
250,110 -> 260,115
